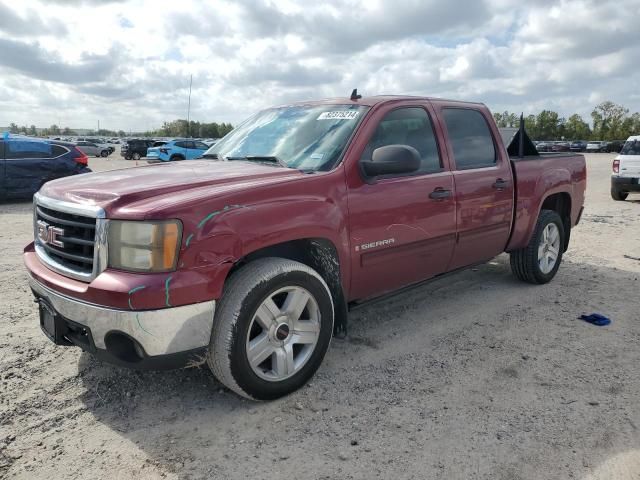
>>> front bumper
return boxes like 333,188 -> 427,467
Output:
29,276 -> 215,369
611,176 -> 640,192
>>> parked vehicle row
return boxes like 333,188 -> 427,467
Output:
535,139 -> 624,153
121,138 -> 217,161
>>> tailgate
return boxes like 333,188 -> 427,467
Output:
618,155 -> 640,177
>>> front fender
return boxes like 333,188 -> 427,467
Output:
177,195 -> 350,300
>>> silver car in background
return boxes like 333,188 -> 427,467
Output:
75,141 -> 110,157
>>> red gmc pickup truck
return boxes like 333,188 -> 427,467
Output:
24,95 -> 586,400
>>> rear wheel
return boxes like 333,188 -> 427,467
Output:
611,188 -> 628,201
170,154 -> 184,161
132,152 -> 141,160
100,150 -> 109,157
208,258 -> 334,400
510,210 -> 565,284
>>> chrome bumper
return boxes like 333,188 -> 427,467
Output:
29,277 -> 215,357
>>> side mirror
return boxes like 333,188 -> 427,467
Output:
361,144 -> 421,177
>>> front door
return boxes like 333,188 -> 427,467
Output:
347,105 -> 457,301
435,106 -> 514,270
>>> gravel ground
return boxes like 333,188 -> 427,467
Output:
1,153 -> 639,479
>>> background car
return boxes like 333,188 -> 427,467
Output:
77,137 -> 113,155
606,140 -> 625,153
551,141 -> 570,152
570,140 -> 588,152
75,140 -> 110,157
535,141 -> 553,152
0,135 -> 91,199
146,139 -> 210,161
586,141 -> 605,152
120,139 -> 153,160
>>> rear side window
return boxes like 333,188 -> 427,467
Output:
621,139 -> 640,155
6,140 -> 53,159
174,141 -> 188,148
360,107 -> 442,174
443,108 -> 496,170
194,141 -> 209,149
51,145 -> 69,157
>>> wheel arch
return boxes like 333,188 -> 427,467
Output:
228,237 -> 348,335
539,192 -> 572,251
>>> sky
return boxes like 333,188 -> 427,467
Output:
0,0 -> 638,132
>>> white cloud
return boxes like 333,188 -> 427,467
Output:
0,0 -> 638,131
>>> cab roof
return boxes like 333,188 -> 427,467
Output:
277,95 -> 485,109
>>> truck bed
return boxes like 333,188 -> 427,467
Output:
506,152 -> 587,251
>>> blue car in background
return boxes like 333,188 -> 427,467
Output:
0,134 -> 91,200
146,139 -> 210,162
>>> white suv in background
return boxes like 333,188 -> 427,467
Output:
611,135 -> 640,201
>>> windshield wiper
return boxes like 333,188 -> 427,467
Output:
227,155 -> 289,168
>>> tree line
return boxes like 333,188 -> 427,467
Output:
142,120 -> 234,139
5,119 -> 234,139
493,101 -> 640,141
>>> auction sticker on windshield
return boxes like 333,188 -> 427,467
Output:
317,111 -> 360,120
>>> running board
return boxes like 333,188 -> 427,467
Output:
348,260 -> 490,312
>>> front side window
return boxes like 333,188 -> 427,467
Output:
205,104 -> 369,171
443,108 -> 496,170
360,107 -> 442,174
6,140 -> 53,159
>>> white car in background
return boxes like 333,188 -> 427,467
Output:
586,141 -> 605,153
611,135 -> 640,201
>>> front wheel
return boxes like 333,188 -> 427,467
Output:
208,258 -> 334,400
510,210 -> 565,284
100,150 -> 109,157
611,188 -> 628,201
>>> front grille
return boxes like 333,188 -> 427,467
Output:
36,205 -> 96,276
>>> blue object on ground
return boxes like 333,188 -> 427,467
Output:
579,313 -> 611,326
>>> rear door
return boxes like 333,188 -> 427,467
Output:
191,141 -> 209,159
5,139 -> 55,198
434,105 -> 514,270
347,104 -> 457,301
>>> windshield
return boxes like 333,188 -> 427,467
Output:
203,104 -> 369,171
621,139 -> 640,155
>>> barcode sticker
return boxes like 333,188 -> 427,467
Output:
317,111 -> 359,120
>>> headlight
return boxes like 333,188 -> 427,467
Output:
108,220 -> 182,272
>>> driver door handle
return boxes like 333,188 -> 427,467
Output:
429,188 -> 452,200
492,178 -> 509,190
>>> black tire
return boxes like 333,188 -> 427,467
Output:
611,188 -> 628,201
124,155 -> 132,160
510,209 -> 565,285
132,152 -> 141,161
208,258 -> 334,400
170,154 -> 184,161
100,150 -> 109,157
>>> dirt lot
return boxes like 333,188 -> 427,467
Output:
1,153 -> 639,479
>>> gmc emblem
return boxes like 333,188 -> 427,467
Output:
37,220 -> 65,248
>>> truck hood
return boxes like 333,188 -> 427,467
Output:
39,160 -> 305,216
